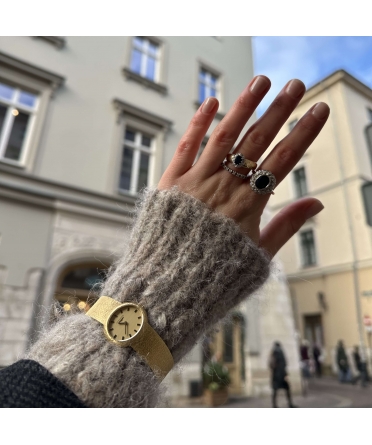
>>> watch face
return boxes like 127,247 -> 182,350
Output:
106,303 -> 144,343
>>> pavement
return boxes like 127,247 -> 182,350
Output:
168,376 -> 372,408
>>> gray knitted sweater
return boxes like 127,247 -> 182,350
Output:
26,188 -> 271,407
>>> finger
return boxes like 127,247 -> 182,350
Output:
260,198 -> 324,257
259,102 -> 330,185
196,75 -> 271,177
160,97 -> 219,183
235,79 -> 306,162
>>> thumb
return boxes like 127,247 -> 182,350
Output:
259,198 -> 324,257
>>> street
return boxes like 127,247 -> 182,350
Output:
170,377 -> 372,408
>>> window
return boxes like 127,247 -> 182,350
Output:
300,230 -> 317,267
293,167 -> 308,197
0,81 -> 38,163
288,119 -> 298,131
198,68 -> 219,104
119,128 -> 153,194
368,108 -> 372,122
130,37 -> 159,82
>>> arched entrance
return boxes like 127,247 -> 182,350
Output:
54,261 -> 109,315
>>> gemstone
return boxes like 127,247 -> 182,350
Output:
255,175 -> 270,189
234,155 -> 243,166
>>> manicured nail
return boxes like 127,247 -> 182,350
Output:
249,75 -> 270,97
305,201 -> 324,219
311,102 -> 330,120
202,97 -> 218,114
286,79 -> 305,99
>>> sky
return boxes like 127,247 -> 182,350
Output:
252,37 -> 372,115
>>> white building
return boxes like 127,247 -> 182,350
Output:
0,36 -> 300,399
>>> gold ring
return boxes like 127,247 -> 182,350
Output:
226,153 -> 257,170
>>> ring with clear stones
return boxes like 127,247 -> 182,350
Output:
221,160 -> 249,179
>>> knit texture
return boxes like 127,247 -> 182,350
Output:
0,360 -> 86,407
27,188 -> 271,407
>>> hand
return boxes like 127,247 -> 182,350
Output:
158,76 -> 329,257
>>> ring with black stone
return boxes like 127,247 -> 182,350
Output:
250,170 -> 276,195
221,160 -> 249,180
226,153 -> 257,170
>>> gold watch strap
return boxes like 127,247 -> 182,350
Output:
132,323 -> 174,380
86,296 -> 121,324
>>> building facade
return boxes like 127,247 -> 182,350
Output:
0,36 -> 300,399
269,70 -> 372,374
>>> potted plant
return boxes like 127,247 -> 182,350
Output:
202,361 -> 230,407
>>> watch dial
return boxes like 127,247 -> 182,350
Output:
107,304 -> 144,342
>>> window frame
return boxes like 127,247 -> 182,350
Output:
299,229 -> 317,268
293,166 -> 308,198
197,64 -> 222,105
0,82 -> 40,165
130,37 -> 161,83
119,127 -> 155,195
0,51 -> 65,171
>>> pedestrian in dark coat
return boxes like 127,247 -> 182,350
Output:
336,340 -> 350,383
352,345 -> 368,387
269,342 -> 296,408
312,343 -> 322,378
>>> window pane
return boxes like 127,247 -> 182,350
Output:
301,230 -> 316,267
146,56 -> 156,81
133,37 -> 144,49
138,152 -> 149,191
148,41 -> 158,56
0,82 -> 15,101
18,90 -> 37,108
141,134 -> 151,147
130,49 -> 142,74
119,146 -> 133,191
198,82 -> 206,104
210,87 -> 217,98
3,110 -> 29,161
61,267 -> 106,290
210,75 -> 217,87
199,69 -> 207,82
0,104 -> 7,139
294,167 -> 307,198
125,129 -> 135,142
223,322 -> 234,363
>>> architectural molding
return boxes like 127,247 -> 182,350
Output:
122,67 -> 168,95
0,51 -> 65,90
113,98 -> 173,130
33,36 -> 66,49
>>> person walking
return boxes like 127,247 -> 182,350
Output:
300,339 -> 311,395
269,342 -> 296,408
336,340 -> 351,383
312,343 -> 322,378
352,345 -> 368,387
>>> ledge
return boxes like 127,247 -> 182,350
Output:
113,98 -> 173,130
0,51 -> 65,89
122,67 -> 167,95
194,101 -> 225,120
33,36 -> 66,49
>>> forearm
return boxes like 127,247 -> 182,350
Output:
26,188 -> 271,407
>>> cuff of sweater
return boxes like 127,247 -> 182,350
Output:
101,187 -> 271,361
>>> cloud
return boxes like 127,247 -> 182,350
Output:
253,37 -> 372,116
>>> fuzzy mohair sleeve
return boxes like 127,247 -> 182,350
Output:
26,188 -> 271,407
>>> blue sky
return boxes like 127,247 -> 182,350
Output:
252,37 -> 372,115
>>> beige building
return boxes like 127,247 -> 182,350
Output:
270,70 -> 372,374
0,36 -> 300,400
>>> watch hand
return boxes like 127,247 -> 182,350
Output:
118,317 -> 126,324
124,321 -> 128,335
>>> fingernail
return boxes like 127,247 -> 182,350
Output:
286,79 -> 305,99
249,75 -> 270,97
311,102 -> 330,120
202,97 -> 218,114
305,201 -> 324,219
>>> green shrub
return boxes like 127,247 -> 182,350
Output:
203,361 -> 230,391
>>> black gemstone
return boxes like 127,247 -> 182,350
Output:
234,155 -> 243,166
255,175 -> 270,189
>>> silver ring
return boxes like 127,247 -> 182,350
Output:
250,170 -> 276,195
221,160 -> 249,180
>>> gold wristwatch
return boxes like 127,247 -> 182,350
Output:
86,296 -> 174,380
